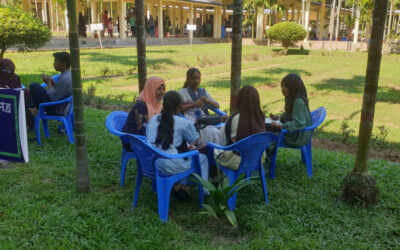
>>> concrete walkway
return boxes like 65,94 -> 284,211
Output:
10,36 -> 368,52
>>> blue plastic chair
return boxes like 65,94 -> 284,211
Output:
207,132 -> 278,211
35,96 -> 74,145
105,111 -> 146,187
121,134 -> 204,222
270,107 -> 327,179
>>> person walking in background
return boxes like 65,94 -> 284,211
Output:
108,17 -> 113,37
149,15 -> 155,37
102,10 -> 109,38
130,14 -> 136,37
78,12 -> 87,37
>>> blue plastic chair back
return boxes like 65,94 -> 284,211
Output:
121,134 -> 158,178
121,134 -> 204,222
270,107 -> 326,179
35,95 -> 74,145
225,132 -> 278,172
105,111 -> 128,137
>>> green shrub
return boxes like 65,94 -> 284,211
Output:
0,6 -> 51,59
265,22 -> 307,49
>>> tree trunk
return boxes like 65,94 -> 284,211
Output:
0,47 -> 7,60
66,0 -> 91,193
136,0 -> 147,92
230,0 -> 243,114
342,0 -> 388,206
328,0 -> 337,50
334,0 -> 342,49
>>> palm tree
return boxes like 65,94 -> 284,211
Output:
334,0 -> 343,50
328,0 -> 337,50
230,0 -> 243,113
243,0 -> 258,39
136,0 -> 147,92
66,0 -> 90,193
342,0 -> 388,206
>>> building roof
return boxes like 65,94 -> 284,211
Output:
178,0 -> 222,6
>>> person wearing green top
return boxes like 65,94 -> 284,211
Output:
130,15 -> 136,37
271,74 -> 312,147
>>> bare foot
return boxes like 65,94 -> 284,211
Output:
29,108 -> 38,116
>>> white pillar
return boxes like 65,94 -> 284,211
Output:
301,0 -> 305,26
189,4 -> 194,40
213,7 -> 218,38
64,9 -> 69,31
117,0 -> 126,37
158,0 -> 163,39
172,5 -> 176,33
303,0 -> 311,42
256,7 -> 264,40
42,0 -> 48,24
90,0 -> 97,23
353,5 -> 360,44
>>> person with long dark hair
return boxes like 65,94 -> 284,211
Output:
146,90 -> 209,201
270,74 -> 312,147
179,68 -> 220,148
215,85 -> 266,169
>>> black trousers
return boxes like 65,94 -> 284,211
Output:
29,83 -> 57,115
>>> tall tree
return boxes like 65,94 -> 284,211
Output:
136,0 -> 147,92
328,0 -> 337,50
334,0 -> 342,49
66,0 -> 90,193
230,0 -> 243,113
342,0 -> 388,206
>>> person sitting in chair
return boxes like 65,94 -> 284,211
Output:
29,52 -> 72,117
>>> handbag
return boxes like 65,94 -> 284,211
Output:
194,115 -> 222,130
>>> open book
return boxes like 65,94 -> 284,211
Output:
0,88 -> 29,162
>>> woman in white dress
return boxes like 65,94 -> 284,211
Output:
178,68 -> 221,149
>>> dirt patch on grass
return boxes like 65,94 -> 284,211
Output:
313,138 -> 400,163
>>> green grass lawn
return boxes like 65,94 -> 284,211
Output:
1,44 -> 400,248
1,108 -> 399,248
6,44 -> 400,149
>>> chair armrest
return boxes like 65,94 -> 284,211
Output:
38,97 -> 72,107
210,108 -> 226,116
158,149 -> 200,159
207,142 -> 229,150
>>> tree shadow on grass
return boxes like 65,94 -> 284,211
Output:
262,67 -> 312,77
206,75 -> 278,89
272,48 -> 310,55
80,51 -> 177,67
313,75 -> 400,104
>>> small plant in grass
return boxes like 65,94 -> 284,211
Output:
340,118 -> 355,144
192,171 -> 256,228
95,97 -> 104,109
83,84 -> 96,105
373,125 -> 389,147
197,55 -> 208,67
126,67 -> 136,75
116,93 -> 126,102
100,66 -> 110,77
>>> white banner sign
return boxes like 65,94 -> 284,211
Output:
90,23 -> 103,32
187,24 -> 197,31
